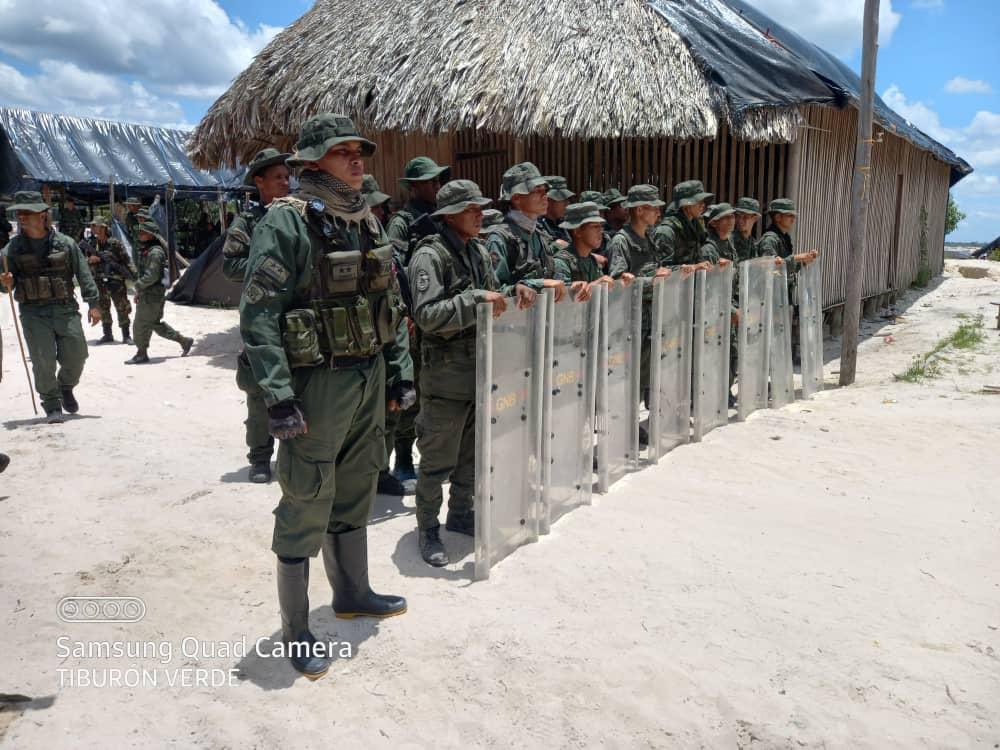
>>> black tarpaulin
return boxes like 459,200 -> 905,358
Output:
0,107 -> 242,198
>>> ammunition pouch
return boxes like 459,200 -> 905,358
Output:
12,250 -> 74,305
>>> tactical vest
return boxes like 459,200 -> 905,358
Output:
277,197 -> 402,368
90,239 -> 130,284
484,219 -> 555,284
657,214 -> 706,265
553,247 -> 600,282
7,233 -> 76,305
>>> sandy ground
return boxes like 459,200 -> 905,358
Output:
1,260 -> 998,749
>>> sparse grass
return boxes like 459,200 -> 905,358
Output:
895,315 -> 985,382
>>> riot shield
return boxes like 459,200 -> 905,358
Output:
648,272 -> 694,463
769,264 -> 795,408
596,279 -> 642,493
692,265 -> 733,441
737,258 -> 773,420
797,260 -> 824,399
474,298 -> 547,580
540,287 -> 600,533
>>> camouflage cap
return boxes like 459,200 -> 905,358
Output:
559,201 -> 606,230
88,215 -> 111,229
136,220 -> 161,236
601,188 -> 627,206
124,197 -> 142,207
500,162 -> 549,201
244,148 -> 290,186
733,197 -> 761,215
7,190 -> 50,213
480,209 -> 504,232
287,113 -> 376,167
432,179 -> 492,217
767,198 -> 797,215
399,156 -> 450,185
362,174 -> 392,207
672,180 -> 714,208
622,184 -> 665,209
544,176 -> 575,202
577,190 -> 608,209
704,203 -> 736,224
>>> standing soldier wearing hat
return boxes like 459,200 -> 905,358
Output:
58,196 -> 85,242
485,162 -> 566,301
653,180 -> 714,270
553,202 -> 614,299
362,174 -> 392,226
241,113 -> 408,678
84,216 -> 136,344
601,188 -> 629,237
1,191 -> 101,422
732,197 -> 763,261
386,157 -> 450,257
124,221 -> 194,364
221,148 -> 291,483
538,176 -> 575,244
123,197 -> 143,259
408,179 -> 536,566
701,204 -> 740,404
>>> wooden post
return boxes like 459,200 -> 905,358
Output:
108,175 -> 115,218
217,187 -> 228,235
165,180 -> 179,283
839,0 -> 880,386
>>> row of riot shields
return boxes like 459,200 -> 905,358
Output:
474,260 -> 824,579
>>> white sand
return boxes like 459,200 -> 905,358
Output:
1,260 -> 998,748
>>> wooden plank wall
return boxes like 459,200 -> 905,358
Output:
366,129 -> 455,206
793,105 -> 951,308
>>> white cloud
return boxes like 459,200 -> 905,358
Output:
881,84 -> 956,143
954,173 -> 1000,196
0,0 -> 280,100
746,0 -> 902,57
944,76 -> 993,95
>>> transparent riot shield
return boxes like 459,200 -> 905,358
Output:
648,272 -> 694,463
692,265 -> 733,441
474,298 -> 547,580
596,279 -> 642,492
797,260 -> 824,399
769,264 -> 795,408
737,259 -> 773,421
540,287 -> 600,533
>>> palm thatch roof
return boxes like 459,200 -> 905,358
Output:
189,0 -> 815,168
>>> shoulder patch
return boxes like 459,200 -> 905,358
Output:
256,256 -> 290,287
270,196 -> 308,218
243,281 -> 266,305
414,268 -> 431,292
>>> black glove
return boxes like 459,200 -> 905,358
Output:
268,400 -> 307,440
388,380 -> 417,411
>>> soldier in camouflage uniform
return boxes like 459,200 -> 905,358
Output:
124,221 -> 194,364
553,202 -> 614,301
652,180 -> 715,270
240,114 -> 408,677
123,197 -> 143,260
484,162 -> 566,301
221,148 -> 291,483
732,197 -> 762,261
602,188 -> 628,235
84,216 -> 136,344
408,179 -> 536,566
58,196 -> 85,241
385,156 -> 450,255
700,204 -> 740,403
538,176 -> 574,244
1,191 -> 101,422
362,174 -> 392,225
480,209 -> 503,232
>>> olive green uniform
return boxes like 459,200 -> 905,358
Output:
2,231 -> 99,413
133,238 -> 188,350
757,225 -> 802,355
538,215 -> 570,244
84,236 -> 135,334
125,212 -> 141,261
240,191 -> 407,558
408,226 -> 499,530
652,212 -> 707,268
222,204 -> 275,465
58,205 -> 85,241
484,216 -> 555,292
553,246 -> 603,283
732,232 -> 758,262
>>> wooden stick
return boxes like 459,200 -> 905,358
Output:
2,255 -> 39,415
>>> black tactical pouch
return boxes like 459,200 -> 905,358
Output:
282,309 -> 325,368
365,245 -> 394,292
319,250 -> 362,295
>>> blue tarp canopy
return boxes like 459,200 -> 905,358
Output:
0,107 -> 244,199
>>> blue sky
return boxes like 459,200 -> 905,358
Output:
0,0 -> 996,241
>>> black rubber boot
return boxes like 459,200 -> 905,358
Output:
60,387 -> 79,414
180,337 -> 194,356
124,349 -> 150,365
121,324 -> 132,344
445,508 -> 474,536
322,528 -> 407,619
418,525 -> 449,567
98,323 -> 114,344
249,461 -> 272,484
44,406 -> 65,424
638,424 -> 649,447
0,453 -> 10,474
376,470 -> 405,496
276,558 -> 330,679
391,446 -> 417,482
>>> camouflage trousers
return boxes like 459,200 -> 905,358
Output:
97,279 -> 132,329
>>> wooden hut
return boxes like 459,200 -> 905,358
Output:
187,0 -> 971,315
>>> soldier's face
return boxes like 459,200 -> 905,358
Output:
512,186 -> 548,218
773,213 -> 796,233
445,204 -> 484,240
711,214 -> 735,239
547,198 -> 568,220
411,179 -> 440,204
15,210 -> 47,238
609,204 -> 628,224
735,212 -> 758,235
635,205 -> 660,225
314,142 -> 366,190
573,222 -> 604,251
255,165 -> 291,204
683,201 -> 706,220
92,226 -> 109,241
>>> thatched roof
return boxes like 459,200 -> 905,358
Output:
189,0 -> 813,168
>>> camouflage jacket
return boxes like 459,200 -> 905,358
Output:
553,246 -> 603,283
537,216 -> 570,244
484,215 -> 555,292
732,232 -> 757,262
607,225 -> 659,279
652,212 -> 707,267
222,203 -> 267,282
84,236 -> 136,283
385,200 -> 436,254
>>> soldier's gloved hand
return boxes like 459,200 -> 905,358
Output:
388,381 -> 417,412
268,400 -> 308,440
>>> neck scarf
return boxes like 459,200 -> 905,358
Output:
298,169 -> 369,225
507,209 -> 537,234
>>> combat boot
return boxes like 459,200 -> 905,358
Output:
418,524 -> 449,567
121,324 -> 132,344
60,387 -> 79,414
249,461 -> 272,483
391,445 -> 417,482
44,406 -> 65,424
98,323 -> 114,344
0,453 -> 9,474
275,557 -> 330,679
376,470 -> 405,496
180,337 -> 194,356
125,349 -> 150,365
445,508 -> 474,536
322,528 -> 406,619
